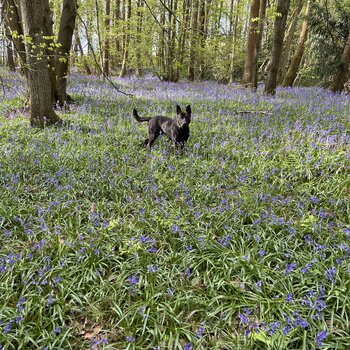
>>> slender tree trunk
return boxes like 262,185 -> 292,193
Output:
95,0 -> 103,70
41,1 -> 57,103
264,0 -> 291,95
158,3 -> 166,79
103,0 -> 111,76
228,0 -> 235,37
277,0 -> 304,83
188,0 -> 199,81
243,0 -> 260,86
330,32 -> 350,93
4,32 -> 16,72
198,0 -> 207,79
119,0 -> 131,77
75,31 -> 92,74
19,0 -> 60,127
230,0 -> 242,82
115,0 -> 121,54
135,0 -> 144,77
178,0 -> 190,73
3,0 -> 29,90
282,0 -> 310,87
252,0 -> 267,90
56,0 -> 78,107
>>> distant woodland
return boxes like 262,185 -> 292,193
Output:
0,0 -> 349,126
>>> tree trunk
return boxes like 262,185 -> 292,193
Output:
178,0 -> 190,75
264,0 -> 291,95
243,0 -> 260,86
251,0 -> 267,90
19,0 -> 60,127
135,0 -> 144,77
119,0 -> 131,77
56,0 -> 78,107
330,32 -> 350,93
75,31 -> 92,75
103,0 -> 111,77
3,0 -> 29,89
6,41 -> 16,71
157,3 -> 166,78
41,1 -> 57,103
282,0 -> 310,87
198,0 -> 208,79
230,0 -> 242,82
277,0 -> 304,83
95,0 -> 104,70
188,0 -> 199,81
115,0 -> 121,54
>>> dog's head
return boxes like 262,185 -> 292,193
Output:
176,105 -> 191,128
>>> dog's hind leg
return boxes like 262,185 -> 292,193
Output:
142,139 -> 149,147
147,132 -> 159,149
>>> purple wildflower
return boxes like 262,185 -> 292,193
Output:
315,330 -> 327,347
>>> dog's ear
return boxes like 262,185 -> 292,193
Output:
176,105 -> 182,115
186,105 -> 191,115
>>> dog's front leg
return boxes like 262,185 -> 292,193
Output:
173,140 -> 179,154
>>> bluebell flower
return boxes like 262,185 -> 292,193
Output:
184,343 -> 192,350
126,336 -> 135,343
315,330 -> 327,347
324,267 -> 336,283
196,322 -> 205,339
285,262 -> 297,275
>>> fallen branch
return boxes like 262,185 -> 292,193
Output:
236,110 -> 273,115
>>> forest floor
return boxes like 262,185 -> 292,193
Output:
1,68 -> 350,349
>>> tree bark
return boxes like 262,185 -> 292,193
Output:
6,39 -> 16,71
56,0 -> 78,107
19,0 -> 60,127
198,0 -> 208,79
115,0 -> 121,54
282,0 -> 311,87
119,0 -> 131,77
330,32 -> 350,93
3,0 -> 29,87
178,0 -> 190,76
103,0 -> 111,77
75,31 -> 92,75
230,0 -> 242,82
251,0 -> 267,90
188,0 -> 199,81
135,0 -> 144,77
277,0 -> 304,83
95,0 -> 103,69
243,0 -> 260,86
264,0 -> 291,95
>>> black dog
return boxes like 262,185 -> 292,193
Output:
133,105 -> 192,151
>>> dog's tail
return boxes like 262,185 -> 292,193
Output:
133,109 -> 152,123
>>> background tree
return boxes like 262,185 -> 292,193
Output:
103,0 -> 111,76
56,0 -> 78,107
330,32 -> 350,93
264,0 -> 291,95
243,0 -> 260,87
251,0 -> 267,90
19,0 -> 60,127
277,0 -> 304,84
282,0 -> 311,87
